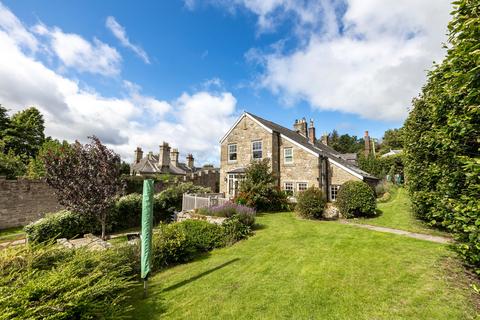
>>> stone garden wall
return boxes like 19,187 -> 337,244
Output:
0,177 -> 62,230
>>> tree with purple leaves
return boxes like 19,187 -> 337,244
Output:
42,136 -> 124,239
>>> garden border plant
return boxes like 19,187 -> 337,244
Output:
336,181 -> 377,218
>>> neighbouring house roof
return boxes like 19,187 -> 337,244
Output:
339,153 -> 358,163
381,149 -> 403,158
244,112 -> 379,180
131,153 -> 198,175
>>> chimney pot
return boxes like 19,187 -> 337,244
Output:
159,142 -> 171,168
187,154 -> 194,169
321,133 -> 328,146
364,131 -> 371,157
293,117 -> 308,137
308,119 -> 316,144
170,148 -> 179,167
134,147 -> 143,164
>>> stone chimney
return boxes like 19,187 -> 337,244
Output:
308,119 -> 316,144
321,132 -> 328,146
134,147 -> 143,164
170,148 -> 179,167
158,142 -> 170,168
364,131 -> 371,157
293,118 -> 308,137
186,154 -> 194,169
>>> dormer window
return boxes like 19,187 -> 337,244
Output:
228,144 -> 237,161
252,140 -> 262,159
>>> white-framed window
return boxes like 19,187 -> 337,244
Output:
284,182 -> 294,196
297,182 -> 308,192
228,144 -> 237,162
284,147 -> 293,164
330,185 -> 340,201
252,140 -> 262,159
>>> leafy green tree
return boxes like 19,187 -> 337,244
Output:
3,107 -> 45,159
0,104 -> 10,134
25,138 -> 71,179
404,0 -> 480,274
380,128 -> 404,153
237,159 -> 289,211
327,130 -> 363,153
0,140 -> 26,178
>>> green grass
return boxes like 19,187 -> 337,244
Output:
0,226 -> 25,244
355,187 -> 449,236
130,213 -> 477,319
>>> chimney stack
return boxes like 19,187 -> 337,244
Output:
187,154 -> 194,169
170,148 -> 179,167
293,118 -> 308,138
159,142 -> 171,168
364,131 -> 371,157
321,132 -> 329,146
134,147 -> 143,164
308,119 -> 316,144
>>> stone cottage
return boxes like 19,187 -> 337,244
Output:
219,112 -> 378,201
131,142 -> 220,191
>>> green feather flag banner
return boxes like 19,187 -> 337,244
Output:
141,179 -> 154,280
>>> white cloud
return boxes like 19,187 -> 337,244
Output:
0,2 -> 37,51
106,16 -> 150,64
216,0 -> 452,121
0,3 -> 237,165
32,24 -> 122,76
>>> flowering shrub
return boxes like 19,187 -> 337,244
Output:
196,202 -> 256,228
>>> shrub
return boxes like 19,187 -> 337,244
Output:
24,210 -> 99,243
237,159 -> 290,211
0,244 -> 136,320
151,217 -> 253,270
155,182 -> 211,217
222,216 -> 253,245
179,220 -> 225,252
336,181 -> 377,218
196,202 -> 256,228
152,219 -> 225,269
295,187 -> 326,219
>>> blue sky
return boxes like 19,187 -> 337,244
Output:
0,0 -> 452,164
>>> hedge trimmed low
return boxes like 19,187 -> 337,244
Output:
336,181 -> 377,218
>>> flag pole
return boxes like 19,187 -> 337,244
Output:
141,179 -> 154,298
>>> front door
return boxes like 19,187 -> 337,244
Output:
228,174 -> 244,197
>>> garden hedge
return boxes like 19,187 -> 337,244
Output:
403,0 -> 480,274
336,181 -> 376,218
295,187 -> 326,219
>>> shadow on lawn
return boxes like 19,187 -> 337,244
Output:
162,258 -> 240,292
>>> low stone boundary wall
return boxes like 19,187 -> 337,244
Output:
0,177 -> 62,230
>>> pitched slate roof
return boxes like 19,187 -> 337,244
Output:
245,112 -> 378,180
131,153 -> 197,175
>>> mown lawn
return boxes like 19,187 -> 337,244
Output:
356,187 -> 449,237
130,213 -> 477,319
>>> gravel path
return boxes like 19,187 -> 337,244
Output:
340,220 -> 452,244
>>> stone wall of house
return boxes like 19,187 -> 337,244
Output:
278,137 -> 321,192
328,161 -> 361,185
220,116 -> 274,194
0,177 -> 62,230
